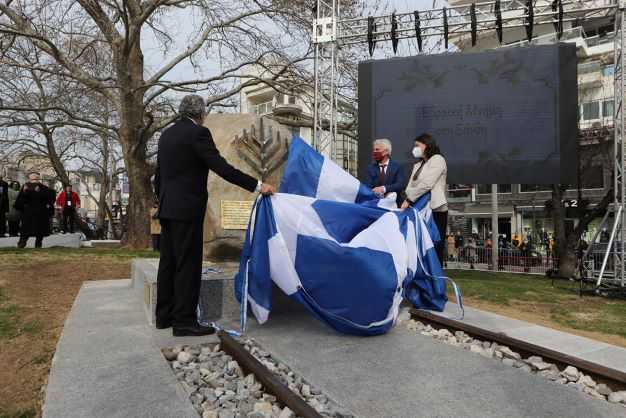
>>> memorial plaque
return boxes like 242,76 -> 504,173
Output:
220,200 -> 254,230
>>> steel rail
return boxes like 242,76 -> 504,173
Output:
410,309 -> 626,391
217,331 -> 323,418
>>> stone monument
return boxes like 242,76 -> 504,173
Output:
202,114 -> 291,260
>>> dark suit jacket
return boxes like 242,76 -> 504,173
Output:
365,159 -> 406,193
0,180 -> 8,213
155,118 -> 258,221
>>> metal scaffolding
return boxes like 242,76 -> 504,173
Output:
313,0 -> 625,289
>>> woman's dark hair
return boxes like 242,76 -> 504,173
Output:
415,133 -> 442,159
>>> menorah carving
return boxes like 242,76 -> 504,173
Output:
233,117 -> 289,181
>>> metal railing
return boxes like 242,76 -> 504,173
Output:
445,246 -> 558,275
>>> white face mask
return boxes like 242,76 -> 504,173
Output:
412,146 -> 423,159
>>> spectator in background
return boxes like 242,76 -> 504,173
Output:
14,172 -> 56,248
0,174 -> 8,237
467,236 -> 477,269
56,185 -> 81,234
455,230 -> 464,251
512,233 -> 520,248
366,138 -> 406,207
7,181 -> 21,237
447,234 -> 456,262
150,202 -> 161,252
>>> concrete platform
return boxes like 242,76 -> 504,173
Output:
43,279 -> 216,418
439,304 -> 626,373
131,258 -> 240,326
43,278 -> 626,418
0,233 -> 81,248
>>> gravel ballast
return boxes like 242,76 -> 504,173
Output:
163,339 -> 354,418
400,313 -> 626,407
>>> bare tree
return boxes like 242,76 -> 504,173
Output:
548,132 -> 614,277
0,0 -> 317,247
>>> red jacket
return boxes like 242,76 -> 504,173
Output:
56,191 -> 81,208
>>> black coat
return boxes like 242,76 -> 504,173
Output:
14,182 -> 55,237
155,118 -> 258,221
0,179 -> 8,213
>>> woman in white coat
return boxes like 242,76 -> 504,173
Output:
401,133 -> 448,265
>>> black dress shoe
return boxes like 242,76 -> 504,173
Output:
172,324 -> 216,337
156,320 -> 172,329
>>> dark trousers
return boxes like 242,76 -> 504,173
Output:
18,234 -> 43,248
8,219 -> 19,236
152,234 -> 160,252
0,211 -> 5,236
62,208 -> 75,233
156,219 -> 203,327
432,211 -> 448,267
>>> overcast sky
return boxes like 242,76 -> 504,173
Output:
141,0 -> 439,86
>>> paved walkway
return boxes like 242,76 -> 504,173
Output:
43,278 -> 626,418
43,280 -> 216,418
439,304 -> 626,373
0,233 -> 81,248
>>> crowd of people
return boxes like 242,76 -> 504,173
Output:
0,173 -> 83,248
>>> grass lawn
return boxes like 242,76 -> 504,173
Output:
447,269 -> 626,348
0,247 -> 156,418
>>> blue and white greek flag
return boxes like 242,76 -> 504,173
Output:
235,137 -> 462,336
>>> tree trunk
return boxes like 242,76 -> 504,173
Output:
114,32 -> 152,248
121,142 -> 152,248
551,185 -> 575,276
44,129 -> 70,186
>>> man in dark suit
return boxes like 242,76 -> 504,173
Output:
0,174 -> 8,237
365,138 -> 406,206
155,95 -> 274,337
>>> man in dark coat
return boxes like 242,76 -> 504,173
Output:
14,172 -> 56,248
0,174 -> 8,237
154,94 -> 275,337
365,138 -> 406,207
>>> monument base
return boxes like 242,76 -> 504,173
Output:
131,259 -> 240,326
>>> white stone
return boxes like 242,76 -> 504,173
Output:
203,411 -> 219,418
302,384 -> 311,397
470,345 -> 483,355
577,374 -> 596,388
278,407 -> 295,418
499,347 -> 522,360
244,374 -> 256,386
177,351 -> 193,363
562,366 -> 579,382
596,384 -> 612,397
530,361 -> 553,371
253,402 -> 273,414
608,391 -> 626,403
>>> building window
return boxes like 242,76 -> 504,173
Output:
520,184 -> 552,192
582,102 -> 600,120
94,183 -> 100,192
288,95 -> 296,105
254,101 -> 273,115
476,184 -> 511,194
602,99 -> 614,119
602,65 -> 615,77
448,184 -> 473,199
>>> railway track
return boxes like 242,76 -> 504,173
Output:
217,331 -> 323,418
410,309 -> 626,392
